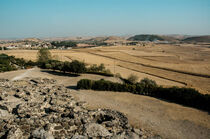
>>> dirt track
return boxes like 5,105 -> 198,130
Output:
0,68 -> 209,139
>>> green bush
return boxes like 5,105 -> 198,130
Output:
127,74 -> 139,84
139,78 -> 157,95
76,78 -> 210,112
69,60 -> 86,73
77,79 -> 93,89
87,63 -> 108,72
0,54 -> 36,72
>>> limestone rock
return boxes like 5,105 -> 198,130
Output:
85,123 -> 112,137
0,78 -> 158,139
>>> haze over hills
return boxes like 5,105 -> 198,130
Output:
128,35 -> 165,42
1,34 -> 210,44
182,35 -> 210,43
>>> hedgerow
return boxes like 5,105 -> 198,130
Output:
77,78 -> 210,112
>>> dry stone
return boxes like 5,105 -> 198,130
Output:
0,78 -> 159,139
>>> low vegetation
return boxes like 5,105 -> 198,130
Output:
86,64 -> 113,76
0,53 -> 36,72
37,49 -> 113,76
51,41 -> 77,48
77,78 -> 210,112
1,49 -> 113,77
40,59 -> 86,74
127,74 -> 139,84
128,34 -> 164,41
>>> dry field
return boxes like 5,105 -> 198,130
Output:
0,68 -> 209,139
2,43 -> 210,94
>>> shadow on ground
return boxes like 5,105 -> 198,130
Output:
41,70 -> 80,77
66,86 -> 77,90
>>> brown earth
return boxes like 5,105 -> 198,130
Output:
0,68 -> 209,139
2,44 -> 210,94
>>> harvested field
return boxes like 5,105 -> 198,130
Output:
2,43 -> 210,94
0,68 -> 209,139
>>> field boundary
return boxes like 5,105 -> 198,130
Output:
117,65 -> 187,86
85,51 -> 210,78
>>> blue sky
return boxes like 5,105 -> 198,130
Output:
0,0 -> 210,38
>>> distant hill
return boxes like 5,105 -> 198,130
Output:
182,36 -> 210,43
23,38 -> 41,42
89,36 -> 124,42
128,35 -> 165,42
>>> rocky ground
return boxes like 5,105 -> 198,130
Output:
0,78 -> 160,139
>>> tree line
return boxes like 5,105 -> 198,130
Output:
37,49 -> 113,76
77,78 -> 210,112
51,41 -> 77,48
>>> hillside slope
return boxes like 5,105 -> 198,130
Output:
183,36 -> 210,43
128,35 -> 165,41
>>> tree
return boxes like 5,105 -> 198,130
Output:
127,74 -> 139,84
139,78 -> 157,95
61,61 -> 70,73
37,49 -> 52,63
98,63 -> 105,71
69,60 -> 86,73
140,78 -> 157,87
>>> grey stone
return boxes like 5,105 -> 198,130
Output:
85,123 -> 112,137
71,135 -> 88,139
32,128 -> 54,139
0,78 -> 156,139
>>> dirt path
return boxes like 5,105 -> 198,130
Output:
0,68 -> 209,139
11,68 -> 35,81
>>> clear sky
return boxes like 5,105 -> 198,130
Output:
0,0 -> 210,38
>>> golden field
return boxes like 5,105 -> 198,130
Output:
2,43 -> 210,94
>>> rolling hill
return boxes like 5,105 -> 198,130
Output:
182,36 -> 210,43
128,35 -> 165,42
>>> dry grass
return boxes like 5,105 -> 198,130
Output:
2,43 -> 210,94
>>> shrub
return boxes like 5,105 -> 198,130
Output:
0,54 -> 35,72
77,79 -> 93,89
140,78 -> 157,87
127,74 -> 139,84
45,63 -> 52,69
87,63 -> 106,72
115,73 -> 122,78
76,78 -> 210,112
139,78 -> 157,95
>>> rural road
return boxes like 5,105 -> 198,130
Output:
0,68 -> 210,139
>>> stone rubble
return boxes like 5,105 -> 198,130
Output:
0,78 -> 161,139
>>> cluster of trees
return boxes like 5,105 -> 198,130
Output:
86,64 -> 113,76
77,78 -> 210,112
51,41 -> 77,48
37,49 -> 113,76
40,59 -> 86,74
0,54 -> 36,72
39,60 -> 113,76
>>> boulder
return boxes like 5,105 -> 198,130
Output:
85,123 -> 112,137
